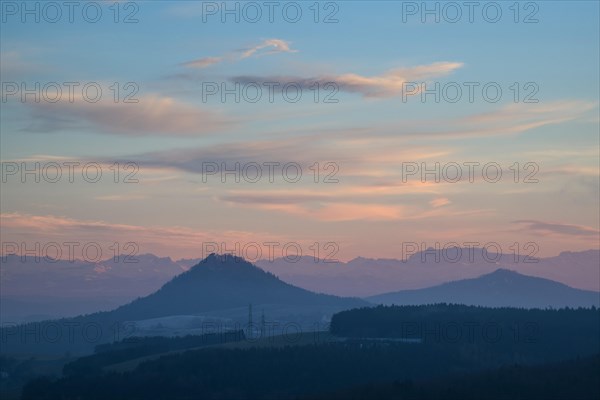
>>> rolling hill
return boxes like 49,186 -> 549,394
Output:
367,269 -> 600,308
106,253 -> 367,321
1,254 -> 368,355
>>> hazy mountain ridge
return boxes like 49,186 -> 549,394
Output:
367,269 -> 600,308
257,249 -> 600,296
1,253 -> 193,321
2,249 -> 599,320
0,253 -> 189,298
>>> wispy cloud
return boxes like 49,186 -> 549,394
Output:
182,38 -> 297,69
0,212 -> 257,257
232,61 -> 463,98
0,51 -> 41,80
225,199 -> 408,222
181,56 -> 223,69
455,101 -> 598,137
21,93 -> 234,137
350,100 -> 599,140
430,197 -> 451,208
218,189 -> 473,222
514,220 -> 600,237
240,39 -> 298,58
94,194 -> 148,201
0,213 -> 325,260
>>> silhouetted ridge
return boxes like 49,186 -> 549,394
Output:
163,253 -> 289,289
368,268 -> 600,309
101,254 -> 367,321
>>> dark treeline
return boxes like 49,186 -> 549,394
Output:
94,330 -> 245,353
331,304 -> 600,362
19,343 -> 509,400
21,344 -> 600,400
19,305 -> 600,399
307,354 -> 600,400
63,331 -> 245,376
0,354 -> 73,400
1,314 -> 136,355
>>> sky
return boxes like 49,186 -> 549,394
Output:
1,1 -> 599,262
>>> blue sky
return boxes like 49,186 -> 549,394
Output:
1,1 -> 598,261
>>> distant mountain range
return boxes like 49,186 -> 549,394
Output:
2,249 -> 599,321
257,249 -> 600,297
0,253 -> 191,298
1,253 -> 194,321
2,255 -> 599,355
368,269 -> 600,309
